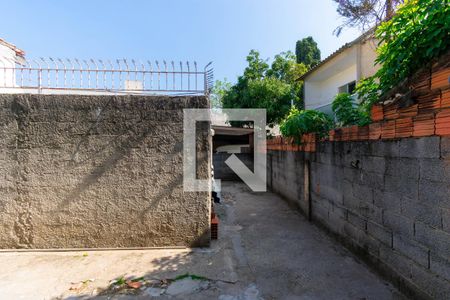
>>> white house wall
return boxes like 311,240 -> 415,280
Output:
0,45 -> 17,90
304,64 -> 357,110
304,37 -> 379,111
359,39 -> 380,79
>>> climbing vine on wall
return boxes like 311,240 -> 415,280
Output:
375,0 -> 450,93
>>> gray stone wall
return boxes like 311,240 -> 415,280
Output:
213,153 -> 253,181
267,150 -> 309,214
268,137 -> 450,299
0,94 -> 211,249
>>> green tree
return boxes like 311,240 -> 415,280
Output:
333,0 -> 404,36
295,37 -> 321,67
210,79 -> 231,108
267,51 -> 308,108
269,51 -> 307,82
243,49 -> 269,80
222,50 -> 308,127
222,77 -> 293,127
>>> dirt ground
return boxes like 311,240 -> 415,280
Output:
0,182 -> 407,299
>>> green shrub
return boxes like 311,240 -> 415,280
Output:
332,93 -> 371,127
332,93 -> 359,126
375,0 -> 450,92
280,107 -> 333,141
355,77 -> 380,116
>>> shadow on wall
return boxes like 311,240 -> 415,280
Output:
59,96 -> 150,209
139,174 -> 182,222
2,94 -> 210,249
59,130 -> 151,210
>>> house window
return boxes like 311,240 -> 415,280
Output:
338,81 -> 356,94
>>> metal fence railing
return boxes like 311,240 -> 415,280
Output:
0,57 -> 213,95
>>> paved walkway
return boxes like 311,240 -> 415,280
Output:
0,182 -> 405,299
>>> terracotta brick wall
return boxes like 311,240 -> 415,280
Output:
268,53 -> 450,151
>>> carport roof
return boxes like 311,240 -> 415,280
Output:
212,125 -> 253,136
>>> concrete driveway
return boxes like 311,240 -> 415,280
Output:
0,182 -> 406,299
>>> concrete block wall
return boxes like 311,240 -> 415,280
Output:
213,153 -> 253,181
268,136 -> 450,299
267,150 -> 309,214
0,93 -> 211,249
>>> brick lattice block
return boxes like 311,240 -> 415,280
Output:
309,133 -> 317,150
395,117 -> 413,138
417,93 -> 441,113
302,133 -> 316,152
435,109 -> 450,136
281,137 -> 288,151
413,113 -> 435,137
369,123 -> 382,140
328,129 -> 335,141
341,127 -> 351,141
211,217 -> 219,240
334,128 -> 343,142
384,104 -> 400,120
299,144 -> 305,152
398,104 -> 418,118
441,88 -> 450,108
381,120 -> 396,139
285,137 -> 293,151
350,125 -> 359,141
269,139 -> 275,150
266,138 -> 273,150
272,136 -> 281,150
358,126 -> 369,140
371,105 -> 384,122
288,137 -> 299,152
431,66 -> 450,90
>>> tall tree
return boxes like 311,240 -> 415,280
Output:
333,0 -> 404,36
295,37 -> 321,68
243,49 -> 269,80
268,51 -> 308,108
210,79 -> 231,108
222,50 -> 308,127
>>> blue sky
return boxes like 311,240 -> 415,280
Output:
0,0 -> 361,83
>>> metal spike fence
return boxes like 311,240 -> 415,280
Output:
0,57 -> 213,95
